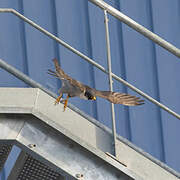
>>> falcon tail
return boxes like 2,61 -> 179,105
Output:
47,69 -> 59,78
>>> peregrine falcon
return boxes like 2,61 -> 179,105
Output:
48,58 -> 144,111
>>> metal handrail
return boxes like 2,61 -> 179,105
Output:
89,0 -> 180,58
0,8 -> 179,120
0,3 -> 179,175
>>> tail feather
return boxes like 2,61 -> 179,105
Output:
47,69 -> 59,78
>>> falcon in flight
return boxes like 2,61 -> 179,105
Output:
48,58 -> 144,111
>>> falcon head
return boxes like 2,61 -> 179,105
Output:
84,91 -> 96,101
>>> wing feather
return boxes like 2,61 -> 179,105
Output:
93,90 -> 144,106
49,58 -> 85,92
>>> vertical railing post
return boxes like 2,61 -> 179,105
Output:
104,10 -> 117,156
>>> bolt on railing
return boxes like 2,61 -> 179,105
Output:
0,4 -> 180,157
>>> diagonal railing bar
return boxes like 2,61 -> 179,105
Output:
0,8 -> 180,121
0,59 -> 57,99
89,0 -> 180,58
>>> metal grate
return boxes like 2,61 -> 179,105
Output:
17,153 -> 62,180
0,144 -> 12,171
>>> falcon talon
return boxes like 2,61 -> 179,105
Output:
48,58 -> 144,111
63,95 -> 69,111
54,93 -> 63,105
54,101 -> 59,105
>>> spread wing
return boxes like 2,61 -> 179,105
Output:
48,58 -> 85,92
92,89 -> 144,106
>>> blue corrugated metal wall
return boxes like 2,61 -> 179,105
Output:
0,0 -> 180,174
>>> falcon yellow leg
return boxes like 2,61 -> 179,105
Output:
54,93 -> 63,105
63,95 -> 69,112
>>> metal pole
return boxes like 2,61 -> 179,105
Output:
0,9 -> 180,120
104,10 -> 117,156
89,0 -> 180,58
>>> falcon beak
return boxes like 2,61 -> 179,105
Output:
93,96 -> 96,100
